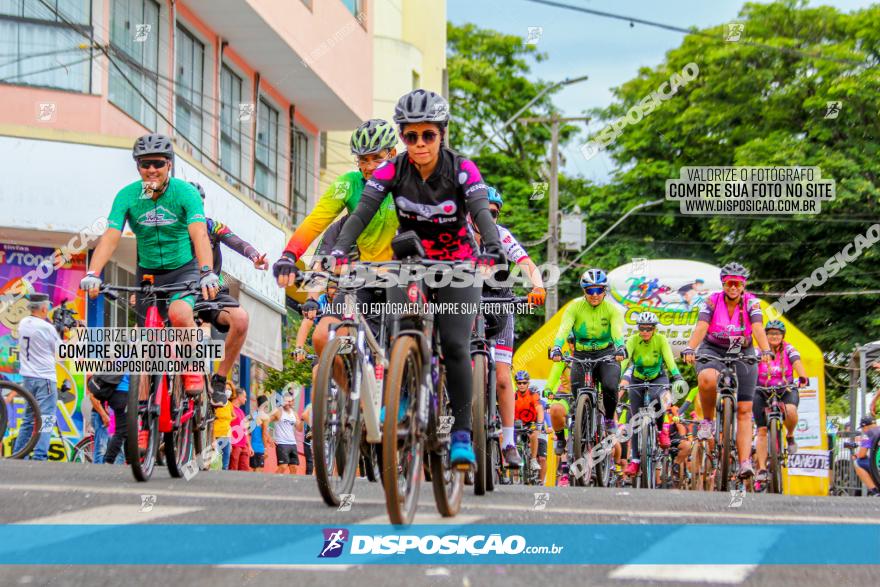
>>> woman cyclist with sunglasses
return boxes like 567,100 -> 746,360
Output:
330,89 -> 506,465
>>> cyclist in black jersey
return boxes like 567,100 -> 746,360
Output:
331,89 -> 505,465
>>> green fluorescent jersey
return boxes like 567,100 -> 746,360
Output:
553,298 -> 624,351
544,359 -> 568,394
108,178 -> 206,270
620,332 -> 681,381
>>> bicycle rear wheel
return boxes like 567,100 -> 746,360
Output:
572,393 -> 593,487
486,437 -> 500,492
165,376 -> 194,478
313,335 -> 362,507
870,433 -> 880,489
382,335 -> 424,525
126,373 -> 160,482
718,397 -> 734,492
472,354 -> 488,495
1,381 -> 40,459
430,368 -> 464,517
768,418 -> 783,494
638,425 -> 655,489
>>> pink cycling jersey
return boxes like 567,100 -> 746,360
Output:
758,341 -> 801,385
700,291 -> 762,348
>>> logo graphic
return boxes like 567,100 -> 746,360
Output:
728,488 -> 745,508
580,141 -> 601,161
725,23 -> 744,42
39,414 -> 56,433
526,26 -> 544,46
431,101 -> 449,120
337,494 -> 354,512
630,257 -> 648,276
438,416 -> 455,434
139,494 -> 157,513
825,101 -> 842,119
395,197 -> 457,218
37,102 -> 57,122
239,103 -> 255,122
181,459 -> 199,481
318,528 -> 349,558
134,24 -> 152,42
137,206 -> 179,227
529,182 -> 548,201
332,181 -> 348,200
533,492 -> 550,510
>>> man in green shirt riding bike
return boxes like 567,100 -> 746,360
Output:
80,134 -> 221,402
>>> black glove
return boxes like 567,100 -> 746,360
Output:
549,346 -> 563,360
681,348 -> 695,359
272,252 -> 299,280
614,346 -> 627,360
477,242 -> 507,268
300,299 -> 320,316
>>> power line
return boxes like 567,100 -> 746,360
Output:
522,0 -> 872,67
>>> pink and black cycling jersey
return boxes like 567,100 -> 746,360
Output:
698,291 -> 763,348
333,148 -> 497,261
758,341 -> 801,386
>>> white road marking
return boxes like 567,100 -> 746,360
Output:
355,513 -> 483,525
608,525 -> 781,583
1,483 -> 876,525
610,564 -> 756,584
216,564 -> 352,571
14,505 -> 201,525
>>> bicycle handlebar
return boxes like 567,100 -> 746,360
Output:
99,281 -> 199,301
695,353 -> 760,366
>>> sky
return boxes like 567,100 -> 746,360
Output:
447,0 -> 876,182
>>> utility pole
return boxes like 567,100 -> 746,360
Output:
521,114 -> 589,321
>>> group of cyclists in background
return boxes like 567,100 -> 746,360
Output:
3,87 -> 879,524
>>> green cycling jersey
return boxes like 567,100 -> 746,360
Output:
552,298 -> 624,351
620,332 -> 681,381
107,178 -> 206,270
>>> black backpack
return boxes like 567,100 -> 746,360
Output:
87,374 -> 123,402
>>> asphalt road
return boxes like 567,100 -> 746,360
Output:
1,460 -> 878,587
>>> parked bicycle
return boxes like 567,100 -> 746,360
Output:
0,380 -> 41,458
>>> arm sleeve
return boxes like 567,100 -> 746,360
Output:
661,337 -> 681,377
334,163 -> 395,254
697,296 -> 714,322
316,216 -> 347,257
545,360 -> 567,393
212,220 -> 259,260
620,334 -> 636,373
459,159 -> 500,249
610,305 -> 625,347
747,296 -> 763,323
787,345 -> 801,363
107,190 -> 129,231
283,181 -> 348,259
553,303 -> 577,349
498,227 -> 529,263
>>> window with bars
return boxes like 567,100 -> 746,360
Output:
175,24 -> 204,154
255,97 -> 279,203
0,0 -> 92,93
292,129 -> 311,225
220,65 -> 243,180
108,0 -> 159,129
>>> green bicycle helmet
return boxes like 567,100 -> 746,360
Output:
350,119 -> 397,155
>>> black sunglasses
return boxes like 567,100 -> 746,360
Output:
138,159 -> 168,170
638,326 -> 655,332
401,130 -> 439,146
489,209 -> 499,219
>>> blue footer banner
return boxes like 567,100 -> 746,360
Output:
0,524 -> 878,565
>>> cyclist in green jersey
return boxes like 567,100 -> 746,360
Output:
544,334 -> 574,456
618,311 -> 684,477
272,119 -> 399,353
548,269 -> 626,440
81,134 -> 220,398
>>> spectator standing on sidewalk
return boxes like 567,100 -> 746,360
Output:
250,395 -> 270,472
229,387 -> 253,471
12,293 -> 61,461
213,382 -> 234,469
271,392 -> 303,474
101,375 -> 129,465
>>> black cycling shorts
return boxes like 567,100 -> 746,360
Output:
537,438 -> 547,458
249,452 -> 265,469
275,443 -> 299,465
753,386 -> 799,428
196,287 -> 240,333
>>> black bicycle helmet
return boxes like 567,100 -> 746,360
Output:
393,89 -> 449,127
132,133 -> 174,160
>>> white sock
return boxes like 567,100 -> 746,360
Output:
502,426 -> 514,448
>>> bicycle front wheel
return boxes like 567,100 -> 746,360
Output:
71,436 -> 94,463
0,381 -> 40,459
165,376 -> 195,478
382,335 -> 424,525
126,373 -> 160,482
471,354 -> 488,495
313,335 -> 362,507
718,397 -> 734,492
430,368 -> 464,517
572,393 -> 594,487
768,418 -> 783,494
